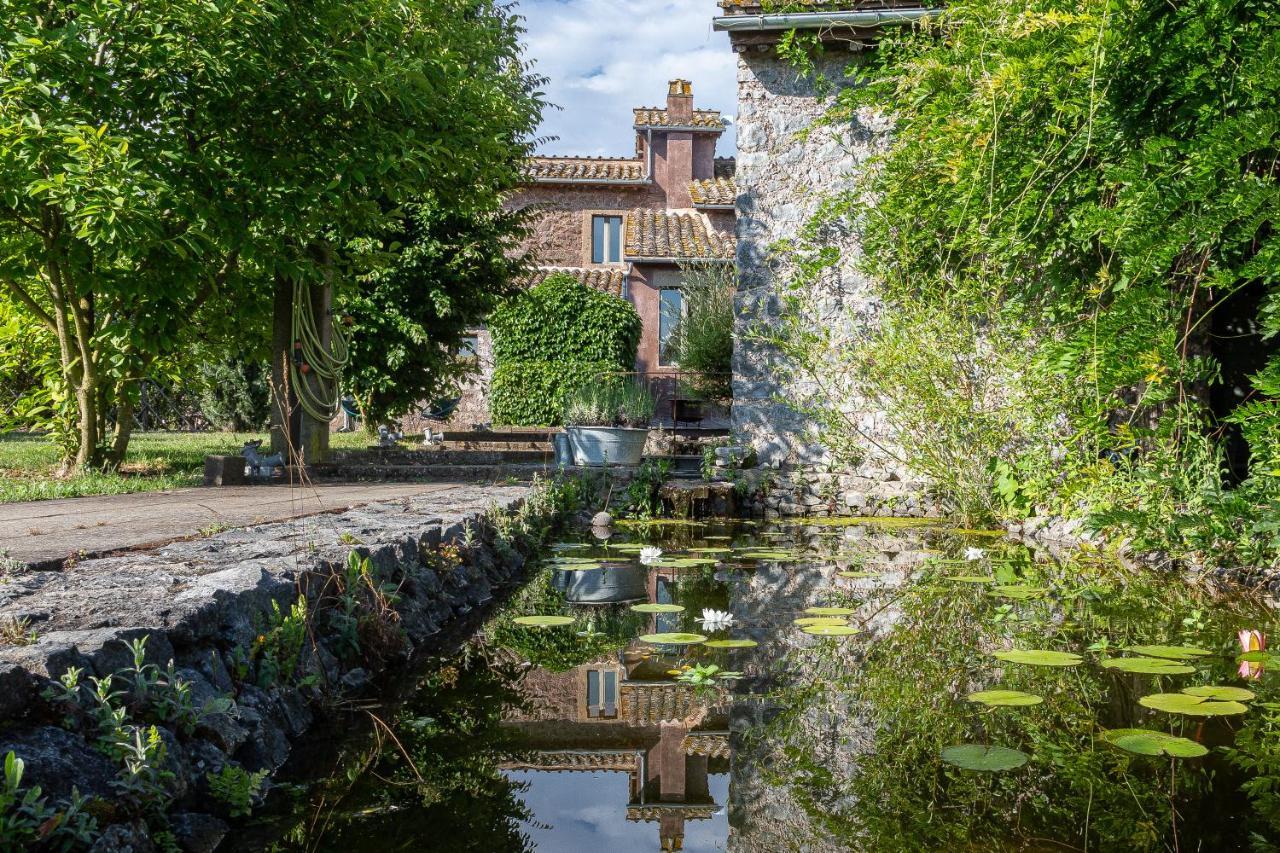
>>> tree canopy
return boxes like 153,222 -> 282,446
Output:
0,0 -> 542,469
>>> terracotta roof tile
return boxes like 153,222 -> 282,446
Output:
619,682 -> 703,726
625,210 -> 734,261
526,156 -> 646,184
633,108 -> 726,130
529,266 -> 626,296
689,177 -> 738,207
718,0 -> 926,10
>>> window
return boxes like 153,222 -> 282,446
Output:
658,288 -> 684,366
591,215 -> 623,264
586,669 -> 618,719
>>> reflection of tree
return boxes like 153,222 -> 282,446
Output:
738,556 -> 1274,851
265,651 -> 537,852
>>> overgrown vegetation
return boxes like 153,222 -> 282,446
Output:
669,261 -> 735,402
488,274 -> 643,425
764,0 -> 1280,568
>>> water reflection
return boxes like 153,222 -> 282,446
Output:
248,519 -> 1280,852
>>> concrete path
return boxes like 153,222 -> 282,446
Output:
0,482 -> 474,567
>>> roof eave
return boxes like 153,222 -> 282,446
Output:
713,7 -> 941,31
632,124 -> 727,134
693,203 -> 737,211
624,255 -> 735,264
525,177 -> 652,187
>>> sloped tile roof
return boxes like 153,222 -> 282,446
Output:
690,177 -> 738,207
526,156 -> 646,184
620,681 -> 703,726
529,266 -> 626,296
624,210 -> 735,261
633,108 -> 726,130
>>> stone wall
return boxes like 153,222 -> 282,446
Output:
730,45 -> 929,516
0,484 -> 562,851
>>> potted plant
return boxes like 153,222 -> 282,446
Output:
563,380 -> 655,466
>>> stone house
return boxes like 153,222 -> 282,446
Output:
449,80 -> 737,428
713,2 -> 946,516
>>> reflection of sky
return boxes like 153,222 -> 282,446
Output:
504,770 -> 729,852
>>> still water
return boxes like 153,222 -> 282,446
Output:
244,518 -> 1280,852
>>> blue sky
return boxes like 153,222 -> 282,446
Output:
516,0 -> 738,157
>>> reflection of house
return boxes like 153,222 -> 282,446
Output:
455,80 -> 737,427
504,638 -> 729,851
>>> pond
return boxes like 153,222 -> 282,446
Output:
238,518 -> 1280,852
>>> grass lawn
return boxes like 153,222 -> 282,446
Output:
0,431 -> 372,504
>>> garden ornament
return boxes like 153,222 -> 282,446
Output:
377,425 -> 402,448
241,440 -> 283,478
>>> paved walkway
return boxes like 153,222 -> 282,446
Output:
0,482 -> 470,567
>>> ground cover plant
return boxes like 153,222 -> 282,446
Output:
761,0 -> 1280,568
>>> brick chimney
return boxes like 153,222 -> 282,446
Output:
667,79 -> 694,125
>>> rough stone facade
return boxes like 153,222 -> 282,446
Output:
728,38 -> 929,515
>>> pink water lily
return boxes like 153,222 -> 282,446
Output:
1239,629 -> 1266,680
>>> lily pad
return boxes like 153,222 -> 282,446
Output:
1237,651 -> 1280,666
1138,692 -> 1249,717
801,624 -> 860,637
804,606 -> 857,616
739,550 -> 800,561
1101,657 -> 1196,675
639,632 -> 707,645
968,689 -> 1044,707
837,571 -> 883,579
551,562 -> 606,572
689,547 -> 732,554
513,615 -> 574,628
945,575 -> 997,584
630,603 -> 685,614
994,649 -> 1083,668
1101,728 -> 1209,758
940,744 -> 1028,772
794,617 -> 850,627
704,639 -> 759,649
1124,644 -> 1214,661
1182,685 -> 1256,702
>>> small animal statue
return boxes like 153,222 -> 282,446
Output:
377,424 -> 403,448
242,440 -> 284,478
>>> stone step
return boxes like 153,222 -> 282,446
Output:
442,439 -> 553,452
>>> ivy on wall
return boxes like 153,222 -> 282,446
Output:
488,274 -> 641,425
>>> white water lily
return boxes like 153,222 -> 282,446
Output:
639,546 -> 663,566
698,608 -> 735,631
964,547 -> 986,561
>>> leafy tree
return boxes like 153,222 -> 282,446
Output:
343,198 -> 530,430
0,0 -> 542,471
764,0 -> 1280,549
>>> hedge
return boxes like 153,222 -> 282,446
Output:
489,274 -> 641,368
490,360 -> 620,426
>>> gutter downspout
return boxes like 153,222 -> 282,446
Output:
712,8 -> 940,31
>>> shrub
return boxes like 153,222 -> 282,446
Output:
489,361 -> 619,426
488,274 -> 642,425
669,262 -> 734,401
489,274 -> 641,367
198,356 -> 271,432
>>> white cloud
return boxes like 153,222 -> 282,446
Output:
516,0 -> 737,157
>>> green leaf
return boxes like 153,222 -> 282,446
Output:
994,649 -> 1082,667
630,603 -> 685,613
1123,644 -> 1213,660
967,689 -> 1044,707
1181,685 -> 1255,702
1100,657 -> 1196,675
804,606 -> 856,616
1138,692 -> 1249,717
638,633 -> 707,645
1101,728 -> 1209,758
940,745 -> 1028,772
703,639 -> 758,649
800,624 -> 860,637
513,615 -> 574,628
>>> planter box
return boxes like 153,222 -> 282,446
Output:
565,426 -> 648,467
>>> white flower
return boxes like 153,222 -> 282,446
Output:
698,608 -> 735,631
964,547 -> 985,561
639,546 -> 663,566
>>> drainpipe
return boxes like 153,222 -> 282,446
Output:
712,8 -> 941,31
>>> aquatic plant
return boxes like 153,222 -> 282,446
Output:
1100,729 -> 1208,759
967,690 -> 1043,708
512,615 -> 574,628
1240,630 -> 1267,680
697,608 -> 735,631
639,546 -> 664,565
940,745 -> 1028,772
638,632 -> 707,646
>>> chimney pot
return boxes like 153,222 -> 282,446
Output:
666,79 -> 693,124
